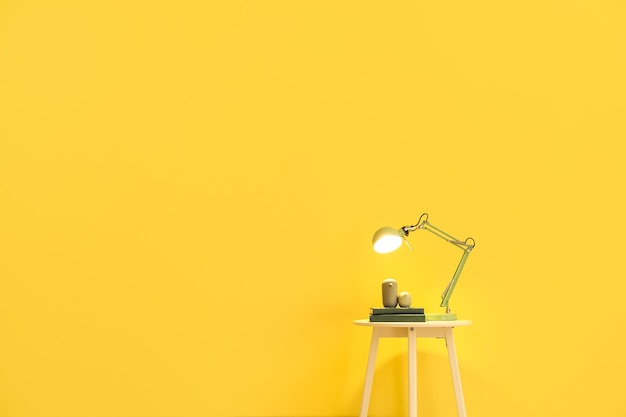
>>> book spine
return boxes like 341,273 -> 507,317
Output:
369,314 -> 426,322
370,308 -> 425,315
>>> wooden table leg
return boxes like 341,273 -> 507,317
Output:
359,327 -> 381,417
408,326 -> 417,417
444,327 -> 467,417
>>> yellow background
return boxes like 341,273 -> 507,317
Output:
1,1 -> 625,416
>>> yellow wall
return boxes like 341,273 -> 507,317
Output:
1,1 -> 625,416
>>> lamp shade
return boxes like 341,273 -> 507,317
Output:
372,227 -> 403,253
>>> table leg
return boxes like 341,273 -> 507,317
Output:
408,327 -> 417,417
444,328 -> 467,417
359,327 -> 381,417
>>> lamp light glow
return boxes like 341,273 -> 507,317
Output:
372,227 -> 403,253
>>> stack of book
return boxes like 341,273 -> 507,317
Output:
369,307 -> 426,322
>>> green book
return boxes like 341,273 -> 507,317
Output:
369,314 -> 426,322
370,307 -> 425,315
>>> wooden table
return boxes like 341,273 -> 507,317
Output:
354,319 -> 471,417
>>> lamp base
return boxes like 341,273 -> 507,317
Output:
425,312 -> 458,321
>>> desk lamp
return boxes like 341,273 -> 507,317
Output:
372,213 -> 475,321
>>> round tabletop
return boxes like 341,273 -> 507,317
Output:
354,319 -> 471,328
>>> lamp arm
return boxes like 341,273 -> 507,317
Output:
440,248 -> 471,311
402,213 -> 475,313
